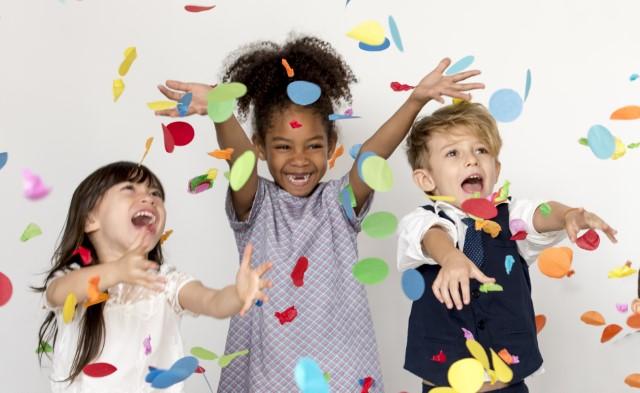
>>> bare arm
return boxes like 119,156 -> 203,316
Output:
349,59 -> 485,212
533,201 -> 618,243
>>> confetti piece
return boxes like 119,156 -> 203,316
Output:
160,229 -> 173,245
535,314 -> 547,334
147,101 -> 177,111
510,231 -> 527,240
229,150 -> 256,191
340,184 -> 356,221
23,169 -> 51,200
627,313 -> 640,329
84,276 -> 109,308
143,335 -> 152,356
147,356 -> 199,389
631,74 -> 639,81
274,305 -> 298,325
289,120 -> 303,129
63,293 -> 77,324
509,219 -> 526,235
610,105 -> 640,120
72,246 -> 92,265
255,300 -> 263,307
601,323 -> 622,343
184,4 -> 216,12
625,374 -> 640,388
427,195 -> 456,203
587,124 -> 615,159
616,303 -> 628,313
505,255 -> 515,275
349,144 -> 362,159
323,372 -> 331,382
0,272 -> 13,307
475,219 -> 501,238
218,349 -> 249,368
352,257 -> 389,285
580,310 -> 606,326
208,148 -> 234,160
446,55 -> 475,75
282,58 -> 294,77
612,137 -> 626,160
576,229 -> 600,251
390,81 -> 414,91
139,137 -> 153,166
328,144 -> 344,169
401,269 -> 425,301
118,47 -> 137,77
461,198 -> 497,219
359,376 -> 374,393
523,69 -> 533,102
295,357 -> 330,393
177,92 -> 192,117
539,202 -> 552,216
291,256 -> 309,287
190,347 -> 218,361
188,171 -> 216,194
489,88 -> 523,123
479,283 -> 503,293
388,15 -> 404,52
287,81 -> 322,106
490,348 -> 513,383
360,155 -> 393,192
195,366 -> 205,374
578,137 -> 589,146
538,247 -> 573,278
608,261 -> 637,278
448,358 -> 484,393
36,341 -> 53,354
83,362 -> 117,378
20,223 -> 42,242
208,99 -> 237,123
362,211 -> 398,238
497,348 -> 516,365
629,142 -> 640,149
465,339 -> 490,371
346,20 -> 386,46
0,152 -> 7,171
431,349 -> 447,363
358,38 -> 391,52
113,79 -> 125,102
208,82 -> 247,102
163,124 -> 176,152
328,113 -> 361,121
165,121 -> 195,146
461,328 -> 474,340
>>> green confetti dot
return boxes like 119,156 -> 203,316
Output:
20,223 -> 42,242
208,82 -> 247,102
218,349 -> 249,368
578,137 -> 589,146
190,346 -> 218,360
628,142 -> 640,149
323,372 -> 331,382
362,211 -> 398,238
207,98 -> 237,123
352,257 -> 389,285
229,150 -> 256,191
479,283 -> 503,293
360,155 -> 393,192
539,202 -> 552,217
36,341 -> 53,354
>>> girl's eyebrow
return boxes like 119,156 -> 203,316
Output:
271,136 -> 292,143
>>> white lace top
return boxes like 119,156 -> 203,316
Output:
43,264 -> 196,393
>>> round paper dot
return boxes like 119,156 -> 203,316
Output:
587,124 -> 615,159
401,269 -> 425,300
489,89 -> 523,123
229,150 -> 256,191
287,81 -> 322,106
0,272 -> 13,306
360,155 -> 393,192
207,98 -> 237,123
208,82 -> 247,102
448,358 -> 484,393
352,257 -> 389,285
362,211 -> 398,238
358,38 -> 391,52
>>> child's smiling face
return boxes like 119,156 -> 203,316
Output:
256,105 -> 336,197
414,125 -> 501,207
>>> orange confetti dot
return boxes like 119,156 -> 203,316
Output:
329,144 -> 344,169
580,310 -> 606,326
600,323 -> 622,343
535,314 -> 546,334
627,313 -> 640,329
497,349 -> 513,365
160,229 -> 173,245
610,105 -> 640,120
537,247 -> 573,279
625,373 -> 640,388
208,148 -> 234,161
84,276 -> 109,308
282,58 -> 294,78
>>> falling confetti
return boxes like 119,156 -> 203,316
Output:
20,223 -> 42,242
390,81 -> 414,91
83,362 -> 117,378
184,4 -> 216,12
274,306 -> 298,325
290,256 -> 309,287
118,47 -> 137,77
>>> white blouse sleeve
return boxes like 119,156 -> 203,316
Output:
509,199 -> 567,266
162,265 -> 198,317
396,207 -> 458,271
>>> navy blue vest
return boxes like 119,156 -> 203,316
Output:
404,203 -> 542,386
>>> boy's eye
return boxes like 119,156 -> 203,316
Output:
151,190 -> 163,198
309,144 -> 323,150
476,147 -> 489,154
275,145 -> 290,151
445,150 -> 457,157
122,184 -> 135,191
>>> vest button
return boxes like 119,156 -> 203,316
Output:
471,289 -> 480,299
477,320 -> 486,330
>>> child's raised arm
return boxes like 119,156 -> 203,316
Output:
349,58 -> 484,212
178,244 -> 273,318
532,201 -> 618,243
156,81 -> 258,220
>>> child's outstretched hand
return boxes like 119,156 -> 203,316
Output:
433,251 -> 495,310
155,80 -> 212,117
411,57 -> 485,105
564,207 -> 618,243
113,229 -> 166,291
236,243 -> 273,316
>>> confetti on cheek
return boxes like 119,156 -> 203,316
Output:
184,4 -> 216,12
143,335 -> 152,356
389,81 -> 414,91
431,349 -> 446,363
289,120 -> 302,129
274,306 -> 297,325
291,257 -> 309,287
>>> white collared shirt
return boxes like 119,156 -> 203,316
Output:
397,198 -> 567,271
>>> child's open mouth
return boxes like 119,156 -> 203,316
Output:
131,210 -> 157,231
461,174 -> 484,194
285,173 -> 311,187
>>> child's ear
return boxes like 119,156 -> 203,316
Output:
327,134 -> 337,158
252,135 -> 267,161
84,214 -> 99,234
412,168 -> 436,193
495,159 -> 502,179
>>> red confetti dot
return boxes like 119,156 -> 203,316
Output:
274,306 -> 297,325
195,365 -> 206,374
162,124 -> 175,153
576,229 -> 600,251
184,4 -> 216,12
0,272 -> 13,307
291,256 -> 309,287
461,198 -> 498,219
509,231 -> 527,241
72,246 -> 92,265
289,120 -> 302,129
431,349 -> 446,363
83,362 -> 117,377
390,81 -> 414,91
165,121 -> 195,146
360,376 -> 374,393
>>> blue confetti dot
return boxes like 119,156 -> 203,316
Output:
446,55 -> 475,75
505,255 -> 515,275
489,89 -> 523,123
587,124 -> 615,159
358,38 -> 391,52
349,144 -> 362,160
287,81 -> 321,106
255,300 -> 263,307
401,269 -> 425,301
630,73 -> 639,81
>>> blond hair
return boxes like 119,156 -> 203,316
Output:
405,102 -> 502,170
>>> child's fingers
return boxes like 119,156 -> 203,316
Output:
566,225 -> 578,243
600,225 -> 618,243
451,69 -> 481,82
451,82 -> 485,91
440,282 -> 454,309
449,280 -> 463,310
432,278 -> 445,304
157,84 -> 182,101
460,276 -> 471,306
433,58 -> 452,74
470,267 -> 495,284
239,243 -> 254,270
154,109 -> 179,117
254,262 -> 273,277
165,80 -> 191,92
260,279 -> 273,290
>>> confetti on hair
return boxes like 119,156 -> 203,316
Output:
281,58 -> 294,78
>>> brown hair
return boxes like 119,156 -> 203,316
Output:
33,161 -> 165,383
406,102 -> 502,170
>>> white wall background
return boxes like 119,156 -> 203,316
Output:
1,0 -> 638,392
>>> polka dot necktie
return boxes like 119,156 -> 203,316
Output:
462,217 -> 484,267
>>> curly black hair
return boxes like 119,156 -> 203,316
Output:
222,34 -> 357,145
